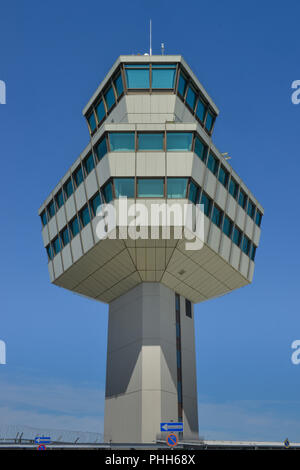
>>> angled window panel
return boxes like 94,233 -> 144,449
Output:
232,226 -> 242,247
238,189 -> 247,209
95,137 -> 108,161
247,199 -> 255,219
196,99 -> 206,123
223,215 -> 233,238
70,216 -> 80,238
229,177 -> 239,199
80,205 -> 91,228
64,178 -> 74,200
250,244 -> 257,261
102,181 -> 113,203
178,73 -> 187,97
60,226 -> 70,247
114,178 -> 135,198
186,85 -> 197,111
84,153 -> 95,176
109,133 -> 135,152
207,153 -> 219,176
87,112 -> 96,133
200,192 -> 212,217
188,181 -> 199,204
52,236 -> 61,256
151,64 -> 176,89
167,178 -> 188,198
114,73 -> 124,97
212,205 -> 223,228
96,100 -> 105,123
242,234 -> 251,256
218,165 -> 229,188
73,165 -> 84,188
255,210 -> 262,227
90,192 -> 102,217
205,110 -> 214,132
167,132 -> 193,151
41,211 -> 48,227
46,244 -> 54,261
104,86 -> 116,112
194,136 -> 207,163
47,200 -> 55,219
55,190 -> 64,210
125,64 -> 150,89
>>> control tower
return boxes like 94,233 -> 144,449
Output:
38,55 -> 263,443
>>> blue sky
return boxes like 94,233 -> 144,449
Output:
0,0 -> 300,441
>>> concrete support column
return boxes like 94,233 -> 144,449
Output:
104,282 -> 198,443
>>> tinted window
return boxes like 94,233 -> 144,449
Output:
250,244 -> 257,261
70,217 -> 79,238
255,210 -> 262,227
73,165 -> 83,188
80,205 -> 90,228
200,192 -> 212,217
186,85 -> 197,110
229,178 -> 239,199
188,181 -> 199,204
125,64 -> 150,88
178,73 -> 187,97
151,64 -> 176,89
46,244 -> 53,261
41,211 -> 47,226
205,110 -> 214,132
114,74 -> 124,97
61,227 -> 70,247
47,200 -> 55,219
102,182 -> 113,202
104,86 -> 115,111
223,216 -> 233,238
114,178 -> 135,198
95,137 -> 107,161
232,226 -> 242,247
96,100 -> 105,123
218,166 -> 229,188
167,178 -> 188,198
242,235 -> 251,255
196,99 -> 206,122
238,189 -> 247,209
90,192 -> 102,217
167,133 -> 193,151
207,153 -> 219,175
84,153 -> 95,176
52,236 -> 61,256
64,178 -> 74,199
138,178 -> 164,197
55,190 -> 64,210
185,299 -> 192,318
247,200 -> 255,219
87,112 -> 96,132
109,133 -> 135,151
212,205 -> 223,228
138,133 -> 164,150
194,136 -> 207,162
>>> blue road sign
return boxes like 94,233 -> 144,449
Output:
35,436 -> 51,445
160,422 -> 183,432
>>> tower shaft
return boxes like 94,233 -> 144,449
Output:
104,282 -> 198,443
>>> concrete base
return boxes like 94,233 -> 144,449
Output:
104,282 -> 198,443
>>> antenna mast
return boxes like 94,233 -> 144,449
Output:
150,19 -> 152,56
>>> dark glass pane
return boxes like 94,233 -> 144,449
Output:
109,133 -> 135,151
87,112 -> 96,132
229,178 -> 238,199
152,65 -> 176,88
47,200 -> 55,219
52,237 -> 61,256
73,165 -> 83,188
207,153 -> 219,175
95,137 -> 107,161
247,200 -> 255,219
185,299 -> 192,318
114,74 -> 124,97
55,190 -> 64,210
194,137 -> 207,162
196,99 -> 206,122
250,244 -> 257,261
212,205 -> 223,227
70,217 -> 79,237
205,111 -> 214,132
186,86 -> 197,110
90,192 -> 101,217
167,178 -> 188,198
138,133 -> 164,150
84,154 -> 95,175
80,205 -> 90,228
242,235 -> 250,255
46,244 -> 53,261
104,86 -> 115,111
238,189 -> 247,209
41,211 -> 47,226
125,68 -> 150,88
233,227 -> 242,247
64,178 -> 74,199
223,216 -> 233,238
200,192 -> 212,217
255,210 -> 262,227
103,182 -> 113,203
61,227 -> 70,247
178,73 -> 187,97
138,178 -> 164,197
114,178 -> 135,198
188,181 -> 199,203
218,166 -> 229,188
167,132 -> 193,151
96,100 -> 105,123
